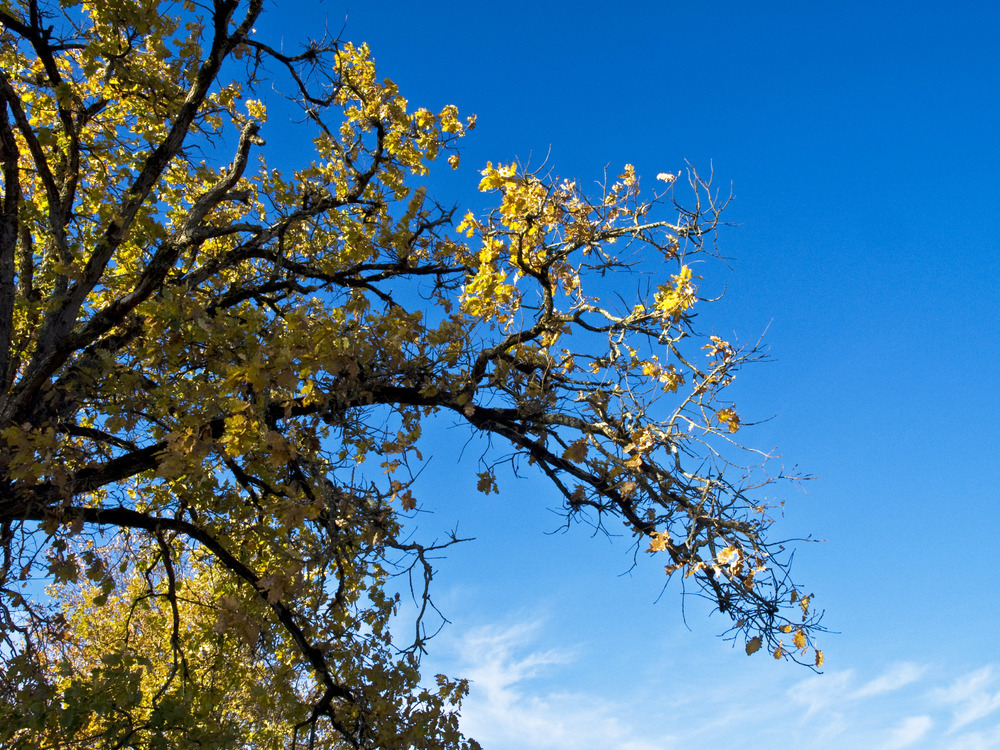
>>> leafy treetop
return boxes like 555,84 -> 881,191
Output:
0,1 -> 822,748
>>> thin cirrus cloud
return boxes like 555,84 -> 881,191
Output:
431,619 -> 1000,750
854,662 -> 927,698
444,621 -> 666,750
932,666 -> 1000,733
885,715 -> 934,749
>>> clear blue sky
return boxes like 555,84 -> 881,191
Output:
261,1 -> 999,747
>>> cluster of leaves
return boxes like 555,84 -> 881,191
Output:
0,1 -> 821,748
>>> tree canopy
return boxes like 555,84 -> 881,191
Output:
0,1 -> 821,747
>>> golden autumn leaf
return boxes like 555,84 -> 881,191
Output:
716,407 -> 741,433
717,546 -> 739,566
793,629 -> 808,650
478,161 -> 517,191
647,531 -> 671,553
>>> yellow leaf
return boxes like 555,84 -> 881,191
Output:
745,636 -> 762,655
717,546 -> 738,566
455,210 -> 477,237
793,629 -> 807,650
479,162 -> 504,192
478,162 -> 516,191
246,99 -> 267,120
413,108 -> 435,128
716,407 -> 740,433
647,531 -> 670,553
815,649 -> 825,668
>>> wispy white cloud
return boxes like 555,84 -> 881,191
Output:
457,621 -> 574,707
788,661 -> 925,718
855,662 -> 925,698
932,666 -> 1000,732
446,619 -> 670,750
430,618 -> 1000,750
941,722 -> 1000,750
789,669 -> 855,716
884,715 -> 933,749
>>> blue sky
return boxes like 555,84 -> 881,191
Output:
260,1 -> 1000,747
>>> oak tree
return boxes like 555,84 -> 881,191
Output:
0,1 -> 822,747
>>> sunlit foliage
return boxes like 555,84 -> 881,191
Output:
0,1 -> 820,747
